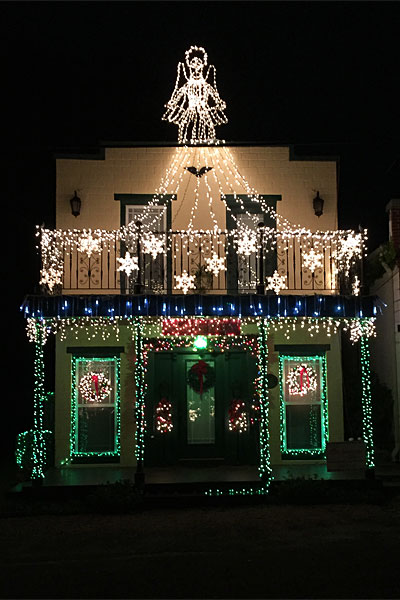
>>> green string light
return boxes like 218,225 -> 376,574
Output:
70,356 -> 121,460
360,332 -> 375,469
279,354 -> 328,458
31,321 -> 46,479
134,317 -> 146,466
256,318 -> 273,491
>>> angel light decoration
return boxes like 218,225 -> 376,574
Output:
162,45 -> 228,144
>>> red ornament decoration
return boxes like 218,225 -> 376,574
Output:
155,398 -> 173,434
228,399 -> 248,433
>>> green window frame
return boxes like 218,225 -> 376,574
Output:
70,355 -> 121,462
279,354 -> 328,459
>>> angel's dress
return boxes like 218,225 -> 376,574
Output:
163,78 -> 227,143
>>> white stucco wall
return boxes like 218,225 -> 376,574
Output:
55,145 -> 338,233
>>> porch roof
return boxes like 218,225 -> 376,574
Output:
21,293 -> 381,320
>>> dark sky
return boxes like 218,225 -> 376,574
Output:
3,1 -> 400,450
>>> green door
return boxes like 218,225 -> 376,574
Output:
144,349 -> 259,466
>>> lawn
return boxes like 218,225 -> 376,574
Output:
1,498 -> 399,599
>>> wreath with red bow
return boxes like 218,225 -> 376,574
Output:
187,360 -> 216,396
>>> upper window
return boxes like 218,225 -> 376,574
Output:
279,354 -> 328,457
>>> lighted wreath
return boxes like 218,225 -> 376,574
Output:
287,363 -> 318,397
79,372 -> 112,403
187,360 -> 216,397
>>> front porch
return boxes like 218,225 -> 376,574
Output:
13,461 -> 369,495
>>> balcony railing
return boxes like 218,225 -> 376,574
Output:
40,228 -> 363,296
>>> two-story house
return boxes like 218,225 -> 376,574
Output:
18,46 -> 379,496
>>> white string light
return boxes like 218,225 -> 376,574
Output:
162,46 -> 227,144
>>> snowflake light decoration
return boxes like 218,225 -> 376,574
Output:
266,270 -> 287,294
237,231 -> 258,256
302,248 -> 324,273
117,252 -> 139,277
142,234 -> 165,259
162,45 -> 227,144
204,252 -> 226,277
77,231 -> 101,258
175,270 -> 196,294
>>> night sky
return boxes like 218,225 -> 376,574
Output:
3,2 -> 400,453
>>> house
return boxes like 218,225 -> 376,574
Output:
18,46 -> 379,495
369,196 -> 400,463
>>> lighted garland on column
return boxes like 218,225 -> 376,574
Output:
360,332 -> 375,469
134,317 -> 146,466
31,320 -> 46,479
257,318 -> 273,489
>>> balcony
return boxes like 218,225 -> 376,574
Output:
38,227 -> 364,297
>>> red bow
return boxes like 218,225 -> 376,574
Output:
299,366 -> 310,393
191,360 -> 208,396
91,374 -> 99,397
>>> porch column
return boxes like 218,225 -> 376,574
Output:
360,332 -> 375,474
133,316 -> 146,486
32,320 -> 46,483
257,318 -> 273,489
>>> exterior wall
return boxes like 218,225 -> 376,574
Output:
54,320 -> 343,469
56,146 -> 338,233
371,266 -> 400,454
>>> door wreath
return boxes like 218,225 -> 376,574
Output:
187,360 -> 215,397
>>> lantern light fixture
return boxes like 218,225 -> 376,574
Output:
313,191 -> 324,217
70,191 -> 81,217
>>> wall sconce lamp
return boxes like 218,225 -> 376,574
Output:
313,191 -> 324,217
70,191 -> 81,217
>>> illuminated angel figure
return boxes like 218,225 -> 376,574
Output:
162,45 -> 228,144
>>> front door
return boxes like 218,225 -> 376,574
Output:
178,353 -> 223,460
144,349 -> 259,466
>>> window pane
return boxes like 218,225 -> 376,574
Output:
286,404 -> 322,450
77,407 -> 115,452
280,355 -> 327,453
187,360 -> 215,445
73,357 -> 118,455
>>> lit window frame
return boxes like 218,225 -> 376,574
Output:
279,353 -> 328,458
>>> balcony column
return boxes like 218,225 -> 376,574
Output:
257,318 -> 273,490
133,317 -> 146,488
31,320 -> 46,484
360,331 -> 375,476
